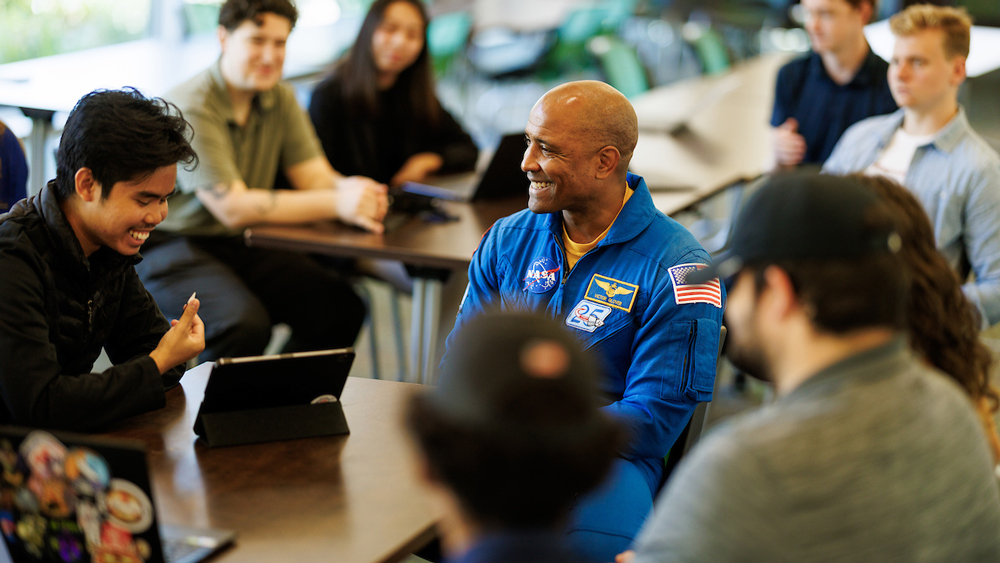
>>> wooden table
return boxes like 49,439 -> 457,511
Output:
246,196 -> 527,385
104,364 -> 438,563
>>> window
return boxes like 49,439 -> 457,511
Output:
0,0 -> 152,63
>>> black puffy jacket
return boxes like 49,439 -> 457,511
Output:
0,184 -> 182,431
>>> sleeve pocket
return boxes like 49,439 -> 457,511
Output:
662,319 -> 720,402
688,318 -> 720,401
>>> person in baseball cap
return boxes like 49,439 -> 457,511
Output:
621,172 -> 1000,563
406,311 -> 623,563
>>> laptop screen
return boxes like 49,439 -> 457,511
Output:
0,427 -> 166,563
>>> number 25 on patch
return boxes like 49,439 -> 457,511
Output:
566,299 -> 613,333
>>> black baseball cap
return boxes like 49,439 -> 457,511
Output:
430,311 -> 605,437
689,173 -> 901,285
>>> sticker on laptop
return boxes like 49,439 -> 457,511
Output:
311,395 -> 339,404
584,274 -> 638,312
523,257 -> 560,293
65,448 -> 110,496
101,478 -> 153,534
566,300 -> 613,333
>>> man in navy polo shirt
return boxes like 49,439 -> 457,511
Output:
772,0 -> 896,168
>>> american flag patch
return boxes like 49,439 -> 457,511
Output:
668,263 -> 723,308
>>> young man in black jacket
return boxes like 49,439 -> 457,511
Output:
0,89 -> 206,431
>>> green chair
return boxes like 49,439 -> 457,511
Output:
427,10 -> 472,78
689,27 -> 731,76
588,34 -> 650,99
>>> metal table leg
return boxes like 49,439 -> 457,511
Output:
405,267 -> 452,385
420,279 -> 443,385
409,278 -> 426,384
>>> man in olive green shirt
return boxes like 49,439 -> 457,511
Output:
138,0 -> 389,360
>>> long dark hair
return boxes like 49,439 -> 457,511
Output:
335,0 -> 440,127
853,174 -> 999,412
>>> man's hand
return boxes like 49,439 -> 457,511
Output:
335,176 -> 389,234
149,295 -> 205,375
615,550 -> 636,563
773,118 -> 806,168
390,152 -> 445,187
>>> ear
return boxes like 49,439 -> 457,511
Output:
951,55 -> 967,87
858,0 -> 873,24
761,265 -> 800,321
217,25 -> 229,51
594,146 -> 621,180
73,168 -> 100,202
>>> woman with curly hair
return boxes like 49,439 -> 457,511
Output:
854,173 -> 1000,464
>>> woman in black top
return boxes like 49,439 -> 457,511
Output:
309,0 -> 478,186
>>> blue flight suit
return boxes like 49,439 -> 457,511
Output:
444,173 -> 725,562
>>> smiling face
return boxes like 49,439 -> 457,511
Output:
371,1 -> 425,85
218,12 -> 292,93
72,165 -> 176,257
889,28 -> 965,113
521,97 -> 602,215
801,0 -> 870,55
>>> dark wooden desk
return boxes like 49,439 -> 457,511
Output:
105,364 -> 438,563
246,196 -> 526,385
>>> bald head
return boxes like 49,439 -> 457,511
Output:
533,81 -> 638,175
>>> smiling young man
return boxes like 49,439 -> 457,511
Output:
824,5 -> 1000,328
771,0 -> 896,168
443,81 -> 725,563
0,89 -> 205,431
139,0 -> 390,361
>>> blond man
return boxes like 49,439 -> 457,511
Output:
825,5 -> 1000,328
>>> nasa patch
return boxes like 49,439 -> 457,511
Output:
565,299 -> 613,333
523,257 -> 560,293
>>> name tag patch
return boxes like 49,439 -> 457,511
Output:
566,300 -> 613,332
523,257 -> 560,293
585,274 -> 638,312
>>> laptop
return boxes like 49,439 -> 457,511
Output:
194,349 -> 355,447
0,426 -> 235,563
400,132 -> 529,203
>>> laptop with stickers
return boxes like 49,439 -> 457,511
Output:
0,426 -> 235,563
194,349 -> 355,447
400,133 -> 529,203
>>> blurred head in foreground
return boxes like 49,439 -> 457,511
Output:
406,312 -> 622,557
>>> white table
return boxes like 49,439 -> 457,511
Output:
0,20 -> 358,195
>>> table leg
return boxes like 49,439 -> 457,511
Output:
20,108 -> 55,197
409,278 -> 426,384
405,267 -> 453,385
420,279 -> 443,385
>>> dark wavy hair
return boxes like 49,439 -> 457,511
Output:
406,392 -> 623,530
334,0 -> 440,127
853,174 -> 999,412
218,0 -> 298,31
54,89 -> 197,201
